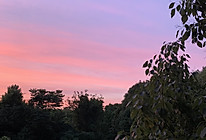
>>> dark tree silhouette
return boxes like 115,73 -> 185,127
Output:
29,89 -> 65,109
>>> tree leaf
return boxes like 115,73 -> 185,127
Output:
143,61 -> 148,68
197,41 -> 202,47
176,30 -> 179,38
186,54 -> 190,58
182,31 -> 190,42
169,2 -> 175,9
171,9 -> 175,18
145,69 -> 149,75
181,15 -> 188,24
176,5 -> 181,11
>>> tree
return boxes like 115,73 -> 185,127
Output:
121,0 -> 206,139
0,85 -> 24,106
126,42 -> 205,139
28,89 -> 65,109
0,85 -> 30,139
67,91 -> 104,138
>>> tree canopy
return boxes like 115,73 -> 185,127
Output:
28,89 -> 65,109
0,85 -> 24,107
118,0 -> 206,139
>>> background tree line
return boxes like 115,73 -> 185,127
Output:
0,85 -> 133,140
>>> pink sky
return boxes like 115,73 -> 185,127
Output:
0,0 -> 205,105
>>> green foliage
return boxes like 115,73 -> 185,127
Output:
127,42 -> 206,139
169,0 -> 206,47
29,89 -> 65,109
121,1 -> 206,139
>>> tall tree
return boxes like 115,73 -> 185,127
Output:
0,85 -> 23,106
67,91 -> 104,137
0,85 -> 29,139
120,0 -> 206,139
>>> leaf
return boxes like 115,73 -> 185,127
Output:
197,41 -> 202,48
173,46 -> 179,55
180,44 -> 185,51
171,9 -> 175,18
145,69 -> 149,75
182,31 -> 190,42
176,5 -> 181,11
143,61 -> 148,68
169,2 -> 175,9
181,15 -> 188,24
200,127 -> 206,138
198,35 -> 203,40
150,70 -> 155,74
181,29 -> 185,35
186,54 -> 190,58
153,66 -> 157,71
176,30 -> 179,38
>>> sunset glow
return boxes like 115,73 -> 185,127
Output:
0,0 -> 205,105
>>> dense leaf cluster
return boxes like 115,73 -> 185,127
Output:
169,0 -> 206,47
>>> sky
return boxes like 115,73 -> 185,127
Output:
0,0 -> 205,105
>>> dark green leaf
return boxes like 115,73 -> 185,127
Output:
197,41 -> 202,47
198,35 -> 203,40
182,31 -> 190,41
150,70 -> 155,74
171,9 -> 175,18
182,15 -> 188,24
169,2 -> 175,9
186,54 -> 190,58
176,30 -> 179,38
145,69 -> 149,75
176,5 -> 181,11
153,66 -> 157,71
173,46 -> 179,55
143,61 -> 148,68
